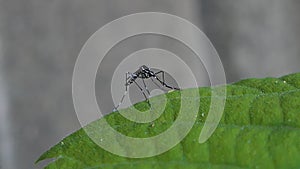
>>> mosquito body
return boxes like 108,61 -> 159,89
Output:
113,65 -> 180,112
125,65 -> 154,86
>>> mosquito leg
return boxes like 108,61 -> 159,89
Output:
150,77 -> 167,91
155,71 -> 164,79
113,72 -> 130,112
133,80 -> 151,108
142,79 -> 150,95
154,71 -> 180,90
133,81 -> 149,103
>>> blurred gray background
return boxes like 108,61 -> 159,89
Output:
0,0 -> 300,169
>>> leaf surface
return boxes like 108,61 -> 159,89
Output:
37,73 -> 300,169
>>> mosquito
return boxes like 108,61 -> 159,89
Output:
113,65 -> 180,112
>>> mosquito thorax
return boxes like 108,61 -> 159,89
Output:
140,65 -> 149,70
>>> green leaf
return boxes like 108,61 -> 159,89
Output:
36,73 -> 300,169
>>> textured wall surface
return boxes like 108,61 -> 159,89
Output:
201,0 -> 300,81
